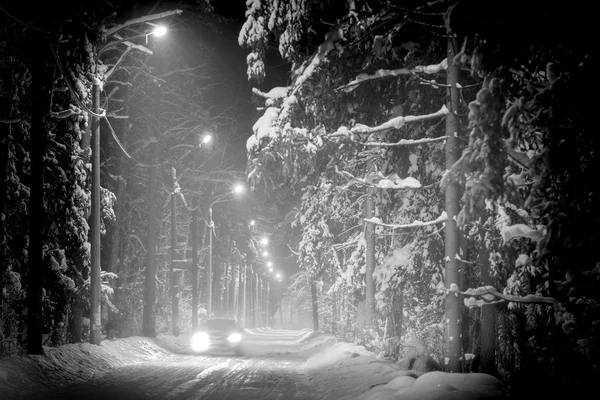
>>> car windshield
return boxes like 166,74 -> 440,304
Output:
201,318 -> 238,330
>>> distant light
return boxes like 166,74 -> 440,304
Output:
268,267 -> 273,273
260,237 -> 268,245
233,183 -> 245,194
262,251 -> 268,257
276,272 -> 282,280
201,134 -> 212,144
250,220 -> 256,226
152,26 -> 167,36
266,261 -> 273,267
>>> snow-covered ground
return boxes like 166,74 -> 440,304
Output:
0,328 -> 509,399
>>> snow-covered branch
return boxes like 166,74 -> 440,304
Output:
291,27 -> 344,96
500,224 -> 545,244
103,9 -> 183,38
364,211 -> 447,229
337,168 -> 422,190
252,86 -> 290,100
354,135 -> 447,147
332,105 -> 448,137
337,59 -> 447,92
444,283 -> 559,309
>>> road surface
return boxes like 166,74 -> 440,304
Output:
32,329 -> 322,400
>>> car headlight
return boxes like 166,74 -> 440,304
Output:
191,332 -> 210,352
227,333 -> 242,343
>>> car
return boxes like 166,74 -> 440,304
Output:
190,317 -> 245,355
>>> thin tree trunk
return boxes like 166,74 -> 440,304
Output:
332,290 -> 337,334
241,264 -> 247,327
191,197 -> 198,330
142,143 -> 157,338
479,228 -> 496,374
311,278 -> 319,331
170,178 -> 179,336
365,185 -> 375,328
443,33 -> 462,372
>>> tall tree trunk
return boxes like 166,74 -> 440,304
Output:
443,33 -> 462,372
241,264 -> 247,327
142,143 -> 157,338
479,228 -> 496,374
332,290 -> 337,334
191,197 -> 198,330
169,175 -> 179,336
0,62 -> 14,305
365,185 -> 375,328
311,278 -> 319,331
27,42 -> 53,355
89,82 -> 102,345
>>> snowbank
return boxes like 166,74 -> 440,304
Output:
0,337 -> 173,399
301,336 -> 509,400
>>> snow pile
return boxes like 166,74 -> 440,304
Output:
0,337 -> 173,399
301,337 -> 509,400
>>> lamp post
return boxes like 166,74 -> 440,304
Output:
90,22 -> 170,345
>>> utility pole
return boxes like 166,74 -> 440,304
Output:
444,26 -> 462,372
90,80 -> 102,345
207,207 -> 213,316
191,196 -> 198,331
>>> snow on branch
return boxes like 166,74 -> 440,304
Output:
336,168 -> 422,190
332,105 -> 448,137
500,224 -> 545,244
364,211 -> 447,229
252,86 -> 290,100
354,135 -> 447,147
103,9 -> 183,38
444,283 -> 559,309
291,27 -> 344,96
337,59 -> 447,92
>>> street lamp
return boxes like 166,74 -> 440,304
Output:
90,21 -> 172,345
262,251 -> 268,257
152,26 -> 167,36
260,237 -> 269,246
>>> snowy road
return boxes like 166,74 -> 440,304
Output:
18,328 -> 321,400
42,353 -> 318,400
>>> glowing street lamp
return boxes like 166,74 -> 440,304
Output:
152,25 -> 167,36
266,261 -> 273,267
260,237 -> 269,246
233,183 -> 245,194
262,251 -> 268,257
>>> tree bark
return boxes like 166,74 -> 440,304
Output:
241,264 -> 247,327
479,228 -> 496,374
311,278 -> 319,331
142,143 -> 157,338
365,185 -> 376,328
89,82 -> 102,346
444,34 -> 462,372
191,196 -> 198,331
27,42 -> 53,355
170,180 -> 179,336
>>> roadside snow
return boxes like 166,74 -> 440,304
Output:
0,329 -> 508,400
299,334 -> 508,400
